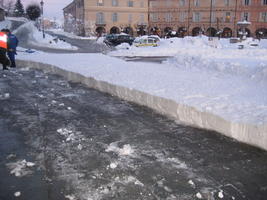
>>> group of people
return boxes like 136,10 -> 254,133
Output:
0,29 -> 18,70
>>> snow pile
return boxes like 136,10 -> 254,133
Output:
0,93 -> 10,100
6,159 -> 35,177
105,142 -> 134,156
115,43 -> 131,50
13,21 -> 78,50
0,19 -> 11,30
48,28 -> 96,40
110,36 -> 267,83
57,127 -> 82,142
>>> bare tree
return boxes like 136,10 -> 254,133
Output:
2,0 -> 15,16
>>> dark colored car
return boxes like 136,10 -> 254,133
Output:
104,34 -> 135,46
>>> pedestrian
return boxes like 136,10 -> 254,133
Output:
4,29 -> 18,68
0,29 -> 9,70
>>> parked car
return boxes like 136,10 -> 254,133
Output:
133,36 -> 159,47
104,34 -> 135,46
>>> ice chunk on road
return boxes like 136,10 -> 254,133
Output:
188,180 -> 196,188
65,194 -> 77,200
14,191 -> 21,197
196,192 -> 203,199
105,143 -> 134,156
4,93 -> 10,98
218,190 -> 224,198
109,162 -> 118,169
77,144 -> 83,150
6,159 -> 35,177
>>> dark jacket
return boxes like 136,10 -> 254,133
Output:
7,33 -> 18,52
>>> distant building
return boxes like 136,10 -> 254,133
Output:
63,0 -> 267,38
43,18 -> 60,29
63,0 -> 149,36
148,0 -> 267,38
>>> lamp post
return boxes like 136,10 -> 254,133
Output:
40,0 -> 45,38
209,0 -> 213,40
233,0 -> 238,37
187,0 -> 191,36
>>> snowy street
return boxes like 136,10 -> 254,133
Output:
1,68 -> 267,200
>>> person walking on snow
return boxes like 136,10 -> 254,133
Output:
4,29 -> 18,68
0,30 -> 9,70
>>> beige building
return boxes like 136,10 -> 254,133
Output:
148,0 -> 267,38
63,0 -> 149,36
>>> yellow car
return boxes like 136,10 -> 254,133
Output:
133,36 -> 159,47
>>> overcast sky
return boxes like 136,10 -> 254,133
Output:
22,0 -> 73,20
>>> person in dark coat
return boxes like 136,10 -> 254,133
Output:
0,29 -> 9,70
4,29 -> 18,68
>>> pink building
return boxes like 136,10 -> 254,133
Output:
148,0 -> 267,38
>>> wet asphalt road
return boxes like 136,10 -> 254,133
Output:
1,68 -> 267,200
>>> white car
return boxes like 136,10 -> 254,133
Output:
133,36 -> 160,47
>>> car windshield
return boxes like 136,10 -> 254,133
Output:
106,34 -> 117,40
118,35 -> 129,39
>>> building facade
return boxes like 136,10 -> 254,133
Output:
148,0 -> 267,38
63,0 -> 149,36
63,0 -> 267,38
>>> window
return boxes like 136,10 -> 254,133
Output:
77,0 -> 82,8
211,12 -> 216,22
193,12 -> 201,22
150,13 -> 158,22
149,1 -> 157,8
165,13 -> 172,22
211,0 -> 216,6
225,12 -> 231,22
263,0 -> 267,5
128,1 -> 134,7
128,14 -> 132,23
260,12 -> 267,22
179,12 -> 186,22
112,0 -> 118,6
224,0 -> 230,6
112,13 -> 118,22
140,14 -> 145,24
140,1 -> 144,7
96,12 -> 105,24
194,0 -> 200,7
243,0 -> 250,5
97,0 -> 104,6
180,0 -> 186,6
242,12 -> 250,21
166,0 -> 172,7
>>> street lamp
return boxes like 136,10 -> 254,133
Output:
40,0 -> 45,38
233,0 -> 238,37
209,0 -> 213,40
187,0 -> 191,36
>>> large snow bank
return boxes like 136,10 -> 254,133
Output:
17,50 -> 266,126
110,36 -> 267,83
13,21 -> 78,50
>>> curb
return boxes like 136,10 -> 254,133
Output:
17,59 -> 267,151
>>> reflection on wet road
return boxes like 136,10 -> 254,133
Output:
1,68 -> 267,200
